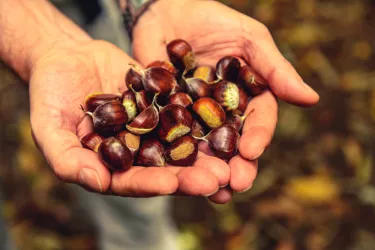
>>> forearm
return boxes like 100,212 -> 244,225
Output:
0,0 -> 92,81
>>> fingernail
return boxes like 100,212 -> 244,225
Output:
79,168 -> 103,192
204,187 -> 220,197
219,184 -> 228,188
238,183 -> 253,193
251,148 -> 265,160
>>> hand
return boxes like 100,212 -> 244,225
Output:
132,0 -> 320,203
30,39 -> 229,198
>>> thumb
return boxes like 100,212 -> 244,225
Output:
31,116 -> 111,193
243,22 -> 320,107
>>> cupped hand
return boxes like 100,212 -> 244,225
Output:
132,0 -> 320,203
30,40 -> 227,199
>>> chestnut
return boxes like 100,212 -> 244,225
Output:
225,114 -> 247,132
158,104 -> 193,143
216,56 -> 241,82
115,130 -> 141,157
237,65 -> 268,96
147,60 -> 177,75
80,132 -> 103,152
121,90 -> 138,122
166,39 -> 196,73
130,63 -> 176,96
213,80 -> 240,111
98,137 -> 133,172
169,92 -> 193,108
185,77 -> 211,100
193,66 -> 216,83
236,87 -> 250,115
85,100 -> 128,136
192,97 -> 226,129
125,68 -> 143,92
132,89 -> 151,113
165,136 -> 198,166
191,119 -> 207,138
126,95 -> 159,135
136,139 -> 165,167
194,124 -> 240,160
84,93 -> 121,113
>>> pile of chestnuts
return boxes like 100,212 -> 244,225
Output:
80,39 -> 268,172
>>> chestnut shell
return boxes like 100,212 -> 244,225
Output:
158,104 -> 193,143
90,100 -> 128,136
205,124 -> 240,160
136,139 -> 165,167
85,93 -> 121,113
213,80 -> 240,111
125,68 -> 144,91
216,56 -> 241,82
98,137 -> 133,172
81,132 -> 103,152
121,90 -> 138,122
185,78 -> 211,100
169,92 -> 193,108
165,136 -> 198,166
147,60 -> 177,75
142,67 -> 176,96
192,97 -> 226,129
167,39 -> 196,72
237,65 -> 268,96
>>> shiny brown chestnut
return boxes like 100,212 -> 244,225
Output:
191,119 -> 207,138
216,56 -> 241,82
225,114 -> 248,132
237,65 -> 268,96
136,139 -> 165,167
166,39 -> 196,73
121,90 -> 138,122
85,100 -> 128,136
130,64 -> 176,96
98,137 -> 133,172
125,68 -> 144,92
236,87 -> 250,115
84,93 -> 121,113
81,132 -> 104,152
192,97 -> 226,129
165,136 -> 198,166
169,92 -> 193,108
213,80 -> 240,111
193,66 -> 216,83
194,124 -> 240,160
126,95 -> 159,135
115,130 -> 141,157
185,77 -> 211,100
128,85 -> 151,113
147,60 -> 177,75
158,104 -> 193,143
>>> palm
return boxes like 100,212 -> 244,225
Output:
30,41 -> 229,198
133,0 -> 252,68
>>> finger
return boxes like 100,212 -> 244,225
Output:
132,18 -> 168,66
175,166 -> 219,196
208,187 -> 233,204
229,156 -> 258,193
195,152 -> 230,187
243,21 -> 319,106
165,151 -> 230,194
31,123 -> 111,193
239,90 -> 277,160
111,167 -> 179,197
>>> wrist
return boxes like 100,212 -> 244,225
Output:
0,0 -> 92,82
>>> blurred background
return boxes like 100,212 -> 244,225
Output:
0,0 -> 374,249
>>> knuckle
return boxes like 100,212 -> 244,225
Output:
257,23 -> 272,38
